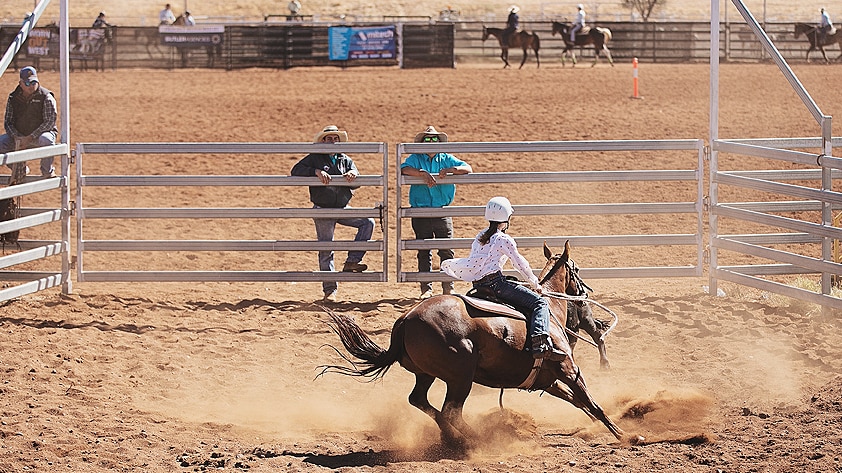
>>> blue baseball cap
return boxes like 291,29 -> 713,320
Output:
20,66 -> 38,85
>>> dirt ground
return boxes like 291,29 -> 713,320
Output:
2,63 -> 842,472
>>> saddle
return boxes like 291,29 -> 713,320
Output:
456,291 -> 525,320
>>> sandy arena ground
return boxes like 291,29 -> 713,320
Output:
2,62 -> 842,472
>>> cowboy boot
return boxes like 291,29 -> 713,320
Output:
531,334 -> 568,362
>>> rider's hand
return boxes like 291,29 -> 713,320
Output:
534,285 -> 544,295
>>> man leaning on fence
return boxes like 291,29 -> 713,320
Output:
0,66 -> 57,179
290,125 -> 375,303
400,125 -> 472,300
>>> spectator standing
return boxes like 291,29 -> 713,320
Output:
288,0 -> 302,20
400,125 -> 472,300
290,125 -> 375,303
0,66 -> 57,178
183,11 -> 196,25
159,4 -> 176,25
571,4 -> 586,42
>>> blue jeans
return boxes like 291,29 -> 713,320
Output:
0,132 -> 57,175
411,216 -> 454,293
313,205 -> 375,294
473,272 -> 550,339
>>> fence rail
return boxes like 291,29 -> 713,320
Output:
0,143 -> 70,302
74,142 -> 389,284
1,20 -> 830,71
395,139 -> 705,285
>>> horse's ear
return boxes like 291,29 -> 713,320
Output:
562,240 -> 571,261
543,241 -> 553,259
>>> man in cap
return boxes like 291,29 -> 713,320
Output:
290,125 -> 375,303
571,4 -> 586,42
0,66 -> 58,178
400,125 -> 472,300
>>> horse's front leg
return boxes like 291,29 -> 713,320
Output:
501,47 -> 510,68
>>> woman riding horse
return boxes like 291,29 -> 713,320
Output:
320,231 -> 628,446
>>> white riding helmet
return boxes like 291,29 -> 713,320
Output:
485,196 -> 514,222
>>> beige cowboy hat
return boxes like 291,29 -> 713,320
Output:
414,125 -> 449,143
313,125 -> 348,142
509,5 -> 520,14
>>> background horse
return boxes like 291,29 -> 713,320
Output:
794,22 -> 842,63
481,26 -> 540,69
563,256 -> 613,369
551,21 -> 614,67
320,241 -> 626,447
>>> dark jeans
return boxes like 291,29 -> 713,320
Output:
411,216 -> 454,293
473,272 -> 550,339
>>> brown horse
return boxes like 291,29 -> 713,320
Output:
481,26 -> 541,69
794,22 -> 842,63
564,258 -> 614,369
551,21 -> 614,67
320,241 -> 627,447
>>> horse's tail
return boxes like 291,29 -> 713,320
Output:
533,32 -> 541,50
318,309 -> 403,381
600,27 -> 613,42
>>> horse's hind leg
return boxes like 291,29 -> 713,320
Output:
519,49 -> 528,69
603,45 -> 614,66
408,373 -> 470,445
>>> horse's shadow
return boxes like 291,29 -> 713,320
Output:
302,443 -> 468,468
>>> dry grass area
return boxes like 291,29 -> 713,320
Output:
0,0 -> 835,26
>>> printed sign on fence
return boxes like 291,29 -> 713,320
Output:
26,28 -> 52,56
328,26 -> 396,61
159,25 -> 224,47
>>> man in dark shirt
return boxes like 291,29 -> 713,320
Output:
0,66 -> 57,178
290,125 -> 375,302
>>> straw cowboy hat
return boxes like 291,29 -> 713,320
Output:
313,125 -> 348,142
414,125 -> 448,143
509,5 -> 520,14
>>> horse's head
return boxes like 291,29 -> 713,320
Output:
481,25 -> 489,41
538,240 -> 572,294
551,21 -> 564,37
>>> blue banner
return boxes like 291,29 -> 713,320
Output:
329,26 -> 396,61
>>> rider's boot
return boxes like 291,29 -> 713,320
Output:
531,334 -> 568,362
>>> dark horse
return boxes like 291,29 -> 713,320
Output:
170,14 -> 223,68
481,26 -> 541,69
794,22 -> 842,63
564,257 -> 614,369
551,21 -> 614,67
320,241 -> 628,446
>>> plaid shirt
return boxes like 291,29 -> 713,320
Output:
4,85 -> 57,138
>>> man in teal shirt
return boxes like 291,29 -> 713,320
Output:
400,125 -> 472,299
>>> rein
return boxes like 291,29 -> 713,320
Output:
542,290 -> 619,343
